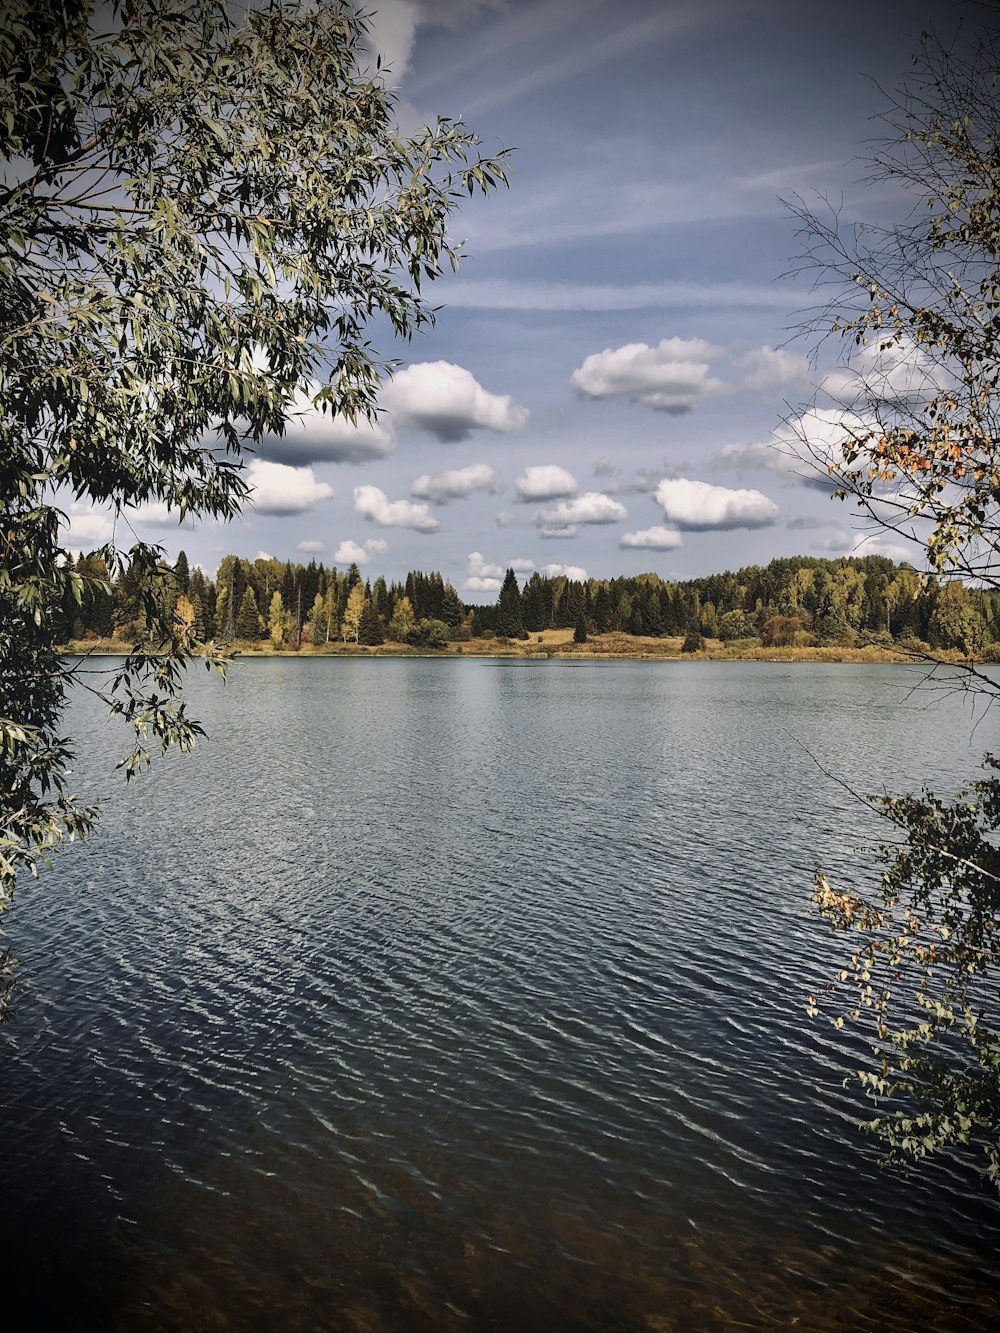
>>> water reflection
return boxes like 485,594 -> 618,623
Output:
2,660 -> 997,1330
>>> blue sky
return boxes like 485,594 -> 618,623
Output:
66,0 -> 958,596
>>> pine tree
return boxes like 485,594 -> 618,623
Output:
235,585 -> 262,641
174,549 -> 190,595
358,599 -> 385,645
441,582 -> 464,627
495,568 -> 526,638
573,610 -> 589,643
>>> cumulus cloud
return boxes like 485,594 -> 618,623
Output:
541,562 -> 588,580
716,408 -> 873,489
383,361 -> 529,442
464,575 -> 502,594
821,335 -> 945,412
735,344 -> 811,393
410,462 -> 499,505
334,537 -> 388,565
296,539 -> 326,554
127,501 -> 188,528
247,460 -> 334,515
570,336 -> 722,413
61,504 -> 114,550
815,530 -> 913,563
354,484 -> 439,532
539,524 -> 578,540
514,464 -> 578,501
258,385 -> 396,466
655,478 -> 778,530
619,525 -> 684,550
464,550 -> 532,592
535,492 -> 628,526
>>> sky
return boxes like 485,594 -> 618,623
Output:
65,0 -> 965,596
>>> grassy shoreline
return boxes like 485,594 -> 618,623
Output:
60,629 -> 975,666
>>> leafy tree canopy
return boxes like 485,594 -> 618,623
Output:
0,0 -> 508,1014
794,7 -> 1000,1186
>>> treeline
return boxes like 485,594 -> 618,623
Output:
61,551 -> 466,649
469,554 -> 1000,654
61,550 -> 1000,655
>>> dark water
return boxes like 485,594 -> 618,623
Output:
2,659 -> 998,1331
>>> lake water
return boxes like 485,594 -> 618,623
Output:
2,659 -> 998,1331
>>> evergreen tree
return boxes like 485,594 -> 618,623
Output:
235,585 -> 262,641
441,582 -> 464,628
573,610 -> 589,644
174,549 -> 190,595
358,599 -> 385,645
495,568 -> 526,638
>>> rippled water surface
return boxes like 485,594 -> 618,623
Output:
3,659 -> 998,1331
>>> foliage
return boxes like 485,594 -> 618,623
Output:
790,8 -> 1000,1186
573,611 -> 588,644
810,761 -> 1000,1185
681,629 -> 705,653
340,584 -> 366,644
494,568 -> 527,640
788,10 -> 1000,598
357,598 -> 384,646
410,618 -> 449,649
0,0 -> 508,1016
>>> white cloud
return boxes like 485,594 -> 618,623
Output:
514,464 -> 578,502
410,462 -> 499,505
816,530 -> 913,564
383,361 -> 529,442
619,525 -> 684,550
61,504 -> 114,550
571,337 -> 722,413
334,537 -> 389,565
255,550 -> 273,561
296,540 -> 326,554
360,0 -> 499,85
259,385 -> 395,466
718,408 -> 874,488
538,524 -> 578,539
655,478 -> 779,530
127,501 -> 187,528
821,335 -> 945,412
354,484 -> 439,532
535,492 -> 627,526
735,345 -> 811,394
541,562 -> 588,580
464,575 -> 503,594
464,550 -> 532,592
247,460 -> 334,515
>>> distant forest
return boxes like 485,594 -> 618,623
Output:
61,549 -> 1000,656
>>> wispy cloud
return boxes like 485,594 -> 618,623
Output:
433,277 -> 799,311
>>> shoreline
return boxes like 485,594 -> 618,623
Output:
58,635 -> 979,667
